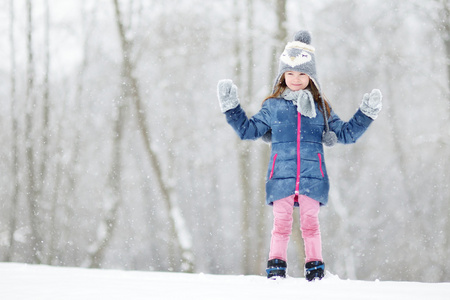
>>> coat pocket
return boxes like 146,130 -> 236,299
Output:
317,153 -> 324,177
269,153 -> 278,180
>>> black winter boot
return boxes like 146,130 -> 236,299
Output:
305,261 -> 325,281
266,259 -> 287,279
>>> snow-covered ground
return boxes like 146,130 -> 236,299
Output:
1,263 -> 449,300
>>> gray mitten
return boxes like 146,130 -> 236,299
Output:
217,79 -> 240,113
360,89 -> 382,119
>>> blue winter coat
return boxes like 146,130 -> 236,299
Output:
225,98 -> 373,206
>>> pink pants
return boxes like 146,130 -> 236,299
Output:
269,194 -> 322,263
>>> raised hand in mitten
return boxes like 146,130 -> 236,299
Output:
360,89 -> 382,120
217,79 -> 240,113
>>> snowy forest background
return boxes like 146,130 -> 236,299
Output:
0,0 -> 449,282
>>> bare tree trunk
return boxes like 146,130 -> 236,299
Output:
40,0 -> 50,190
232,0 -> 253,275
271,0 -> 287,80
111,0 -> 194,273
24,0 -> 43,264
84,0 -> 127,270
6,0 -> 19,262
61,1 -> 96,264
42,0 -> 57,265
86,95 -> 125,268
439,0 -> 450,100
240,0 -> 256,275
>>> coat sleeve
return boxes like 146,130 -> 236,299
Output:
224,103 -> 271,140
328,108 -> 373,144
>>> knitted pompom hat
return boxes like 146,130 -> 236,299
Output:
274,30 -> 320,91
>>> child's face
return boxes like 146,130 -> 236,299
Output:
284,71 -> 310,91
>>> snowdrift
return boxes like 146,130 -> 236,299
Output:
1,263 -> 449,299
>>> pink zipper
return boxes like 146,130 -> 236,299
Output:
269,153 -> 278,180
295,112 -> 301,201
318,153 -> 324,177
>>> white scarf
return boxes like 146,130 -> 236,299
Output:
281,89 -> 316,119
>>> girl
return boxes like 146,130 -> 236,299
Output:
216,30 -> 382,281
